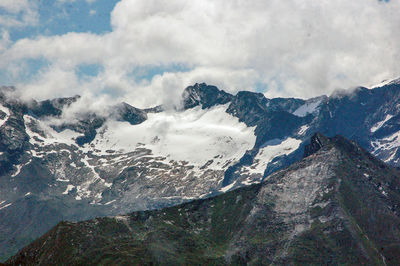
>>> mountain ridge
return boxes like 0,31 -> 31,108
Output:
6,133 -> 400,265
1,78 -> 400,260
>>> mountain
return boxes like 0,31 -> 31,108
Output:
1,79 -> 400,260
6,134 -> 400,265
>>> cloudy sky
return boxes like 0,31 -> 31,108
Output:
0,0 -> 399,108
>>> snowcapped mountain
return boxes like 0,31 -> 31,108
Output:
1,79 -> 400,260
6,133 -> 400,265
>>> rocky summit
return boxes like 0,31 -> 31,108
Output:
1,78 -> 400,261
6,134 -> 400,265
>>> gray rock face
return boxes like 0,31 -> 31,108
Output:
182,83 -> 233,109
114,102 -> 147,125
0,102 -> 29,176
303,133 -> 329,157
29,95 -> 80,118
1,79 -> 400,261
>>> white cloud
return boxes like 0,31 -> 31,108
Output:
0,0 -> 38,28
0,30 -> 11,52
126,67 -> 259,109
0,0 -> 32,13
15,66 -> 80,100
1,0 -> 400,108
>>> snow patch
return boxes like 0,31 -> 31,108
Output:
75,185 -> 90,200
11,164 -> 23,177
370,77 -> 400,89
0,104 -> 10,127
371,114 -> 393,133
371,130 -> 400,163
92,104 -> 256,169
30,150 -> 44,158
298,125 -> 309,135
24,115 -> 80,146
0,202 -> 12,210
248,138 -> 302,174
370,79 -> 392,89
104,199 -> 116,205
241,179 -> 257,186
80,155 -> 111,190
63,185 -> 75,195
293,100 -> 322,117
220,181 -> 236,192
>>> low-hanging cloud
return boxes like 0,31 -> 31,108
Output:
1,0 -> 400,108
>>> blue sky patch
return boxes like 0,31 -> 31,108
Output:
9,0 -> 118,42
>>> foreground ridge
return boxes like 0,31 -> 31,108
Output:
6,134 -> 400,265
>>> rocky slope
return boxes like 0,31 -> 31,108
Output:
6,134 -> 400,265
1,79 -> 400,260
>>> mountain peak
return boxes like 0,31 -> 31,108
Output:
114,102 -> 147,125
303,132 -> 331,157
182,83 -> 233,109
303,133 -> 372,160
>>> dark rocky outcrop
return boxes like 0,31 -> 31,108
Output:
182,83 -> 233,110
29,95 -> 80,118
114,102 -> 147,125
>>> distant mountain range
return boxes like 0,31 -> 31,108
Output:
1,78 -> 400,261
6,133 -> 400,265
